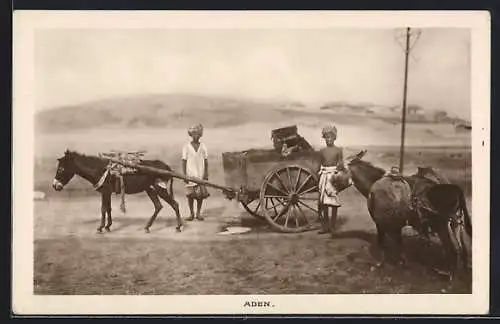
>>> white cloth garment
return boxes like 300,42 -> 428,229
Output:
182,142 -> 208,187
318,165 -> 341,207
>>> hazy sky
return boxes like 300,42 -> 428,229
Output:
35,28 -> 471,118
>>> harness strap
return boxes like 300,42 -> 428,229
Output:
94,167 -> 111,190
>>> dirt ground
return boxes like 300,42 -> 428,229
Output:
34,189 -> 472,295
35,189 -> 375,240
33,123 -> 472,295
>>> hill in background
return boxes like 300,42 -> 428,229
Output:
36,94 -> 310,133
36,93 -> 471,133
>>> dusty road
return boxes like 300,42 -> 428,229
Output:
34,189 -> 377,241
33,190 -> 472,295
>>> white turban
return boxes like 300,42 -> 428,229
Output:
188,124 -> 203,136
322,125 -> 337,138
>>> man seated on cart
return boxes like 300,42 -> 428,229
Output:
318,125 -> 347,235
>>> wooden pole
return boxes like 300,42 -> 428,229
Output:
103,157 -> 236,193
399,27 -> 411,174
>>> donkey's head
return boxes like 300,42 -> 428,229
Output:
52,149 -> 77,191
345,150 -> 386,197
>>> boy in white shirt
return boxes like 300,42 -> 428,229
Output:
182,124 -> 210,221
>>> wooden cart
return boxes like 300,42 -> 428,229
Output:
221,148 -> 322,232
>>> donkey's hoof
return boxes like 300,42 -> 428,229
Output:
176,226 -> 182,233
105,227 -> 111,233
144,228 -> 150,234
97,228 -> 103,234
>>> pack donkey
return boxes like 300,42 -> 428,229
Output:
52,149 -> 183,233
344,150 -> 472,282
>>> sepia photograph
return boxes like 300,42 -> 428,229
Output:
13,11 -> 490,315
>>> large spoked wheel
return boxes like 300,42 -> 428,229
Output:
259,164 -> 320,233
241,197 -> 265,220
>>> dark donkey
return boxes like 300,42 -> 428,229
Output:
345,150 -> 472,282
52,150 -> 183,233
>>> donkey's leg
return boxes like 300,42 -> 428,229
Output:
391,227 -> 407,266
375,223 -> 387,268
104,192 -> 113,232
157,187 -> 183,232
97,193 -> 107,233
436,222 -> 460,284
144,188 -> 163,233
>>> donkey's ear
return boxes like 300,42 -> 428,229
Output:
357,150 -> 367,159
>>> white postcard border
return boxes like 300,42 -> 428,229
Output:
12,10 -> 491,315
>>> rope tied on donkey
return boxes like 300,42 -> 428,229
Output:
95,151 -> 146,213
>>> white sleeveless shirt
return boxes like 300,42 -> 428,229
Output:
182,142 -> 208,187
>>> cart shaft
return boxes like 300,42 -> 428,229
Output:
104,157 -> 237,194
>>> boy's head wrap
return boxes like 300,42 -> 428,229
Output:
322,125 -> 337,138
188,124 -> 203,136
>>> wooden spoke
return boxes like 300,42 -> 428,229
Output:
269,198 -> 279,216
264,195 -> 289,199
284,207 -> 291,228
293,205 -> 300,227
266,181 -> 288,196
271,202 -> 289,221
298,196 -> 318,200
296,174 -> 312,194
298,200 -> 318,213
286,167 -> 293,191
271,211 -> 284,222
295,203 -> 311,225
293,168 -> 302,192
298,185 -> 317,196
265,198 -> 284,211
273,198 -> 288,208
271,173 -> 289,194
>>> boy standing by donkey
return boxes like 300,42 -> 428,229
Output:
318,125 -> 346,235
182,124 -> 210,221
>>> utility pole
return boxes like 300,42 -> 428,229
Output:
399,27 -> 411,175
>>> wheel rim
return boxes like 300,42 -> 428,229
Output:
259,165 -> 320,233
241,198 -> 265,220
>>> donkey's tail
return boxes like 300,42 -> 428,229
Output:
459,188 -> 472,237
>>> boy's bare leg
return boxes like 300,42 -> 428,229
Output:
187,197 -> 195,221
318,206 -> 330,234
196,199 -> 204,220
329,207 -> 338,234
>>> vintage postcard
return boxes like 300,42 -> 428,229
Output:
13,11 -> 490,315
